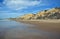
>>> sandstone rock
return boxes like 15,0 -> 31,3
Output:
17,7 -> 60,20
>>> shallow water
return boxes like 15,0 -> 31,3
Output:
0,20 -> 60,39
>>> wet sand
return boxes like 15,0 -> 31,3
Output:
0,20 -> 60,39
17,20 -> 60,33
5,24 -> 60,39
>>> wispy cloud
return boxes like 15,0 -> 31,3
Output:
3,0 -> 46,10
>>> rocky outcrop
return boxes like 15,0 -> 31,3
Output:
18,14 -> 35,20
18,7 -> 60,20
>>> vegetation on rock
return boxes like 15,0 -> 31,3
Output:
12,7 -> 60,20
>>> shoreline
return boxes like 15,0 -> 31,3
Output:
15,20 -> 60,33
17,19 -> 60,23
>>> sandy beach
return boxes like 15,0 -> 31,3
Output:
16,20 -> 60,33
0,20 -> 60,39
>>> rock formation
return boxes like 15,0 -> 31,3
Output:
17,7 -> 60,20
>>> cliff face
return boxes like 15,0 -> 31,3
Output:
18,14 -> 35,20
18,8 -> 60,20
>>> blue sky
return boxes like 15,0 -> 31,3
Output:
0,0 -> 60,18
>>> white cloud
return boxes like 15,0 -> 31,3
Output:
4,0 -> 44,10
